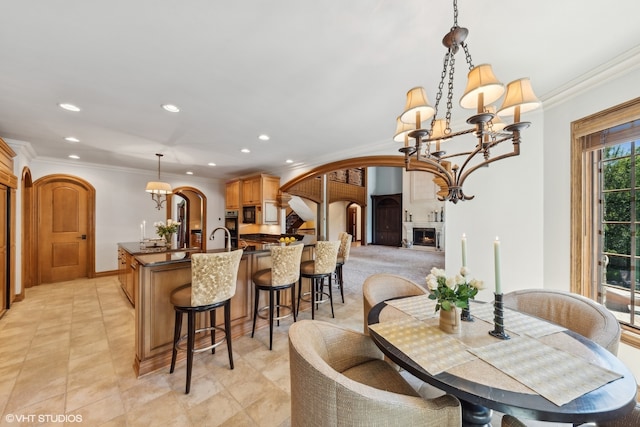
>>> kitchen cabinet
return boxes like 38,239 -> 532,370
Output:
225,180 -> 240,210
240,174 -> 280,224
118,247 -> 136,305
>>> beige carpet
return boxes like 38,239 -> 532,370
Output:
342,244 -> 444,292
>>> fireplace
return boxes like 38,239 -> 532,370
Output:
413,228 -> 436,247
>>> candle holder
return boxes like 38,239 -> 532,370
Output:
489,293 -> 510,340
461,306 -> 474,322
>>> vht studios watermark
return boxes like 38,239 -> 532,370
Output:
5,414 -> 83,423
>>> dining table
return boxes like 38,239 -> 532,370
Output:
367,296 -> 637,427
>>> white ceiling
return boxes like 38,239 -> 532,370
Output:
1,0 -> 640,181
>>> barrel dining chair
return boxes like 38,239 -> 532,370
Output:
169,249 -> 243,394
502,289 -> 621,355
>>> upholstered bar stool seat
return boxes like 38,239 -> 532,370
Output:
251,243 -> 304,350
297,240 -> 340,320
169,249 -> 243,394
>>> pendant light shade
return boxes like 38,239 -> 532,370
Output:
146,153 -> 172,210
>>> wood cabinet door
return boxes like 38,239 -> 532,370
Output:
225,181 -> 240,209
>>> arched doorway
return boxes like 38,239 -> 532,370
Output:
31,174 -> 96,284
20,167 -> 33,295
168,187 -> 207,250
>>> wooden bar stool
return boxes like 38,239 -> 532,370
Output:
335,233 -> 352,303
297,240 -> 340,320
169,249 -> 243,394
251,243 -> 304,350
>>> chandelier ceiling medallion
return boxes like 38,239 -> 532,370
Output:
145,153 -> 172,210
395,0 -> 540,203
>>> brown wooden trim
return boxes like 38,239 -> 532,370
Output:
20,167 -> 33,292
571,98 -> 640,295
95,270 -> 118,278
280,155 -> 439,192
571,98 -> 640,340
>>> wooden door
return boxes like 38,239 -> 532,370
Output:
347,204 -> 358,242
0,186 -> 6,313
372,194 -> 402,246
38,180 -> 90,283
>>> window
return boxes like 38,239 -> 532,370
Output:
572,97 -> 640,345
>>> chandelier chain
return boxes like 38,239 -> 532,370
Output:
431,53 -> 450,133
445,52 -> 455,133
462,43 -> 474,70
452,0 -> 459,26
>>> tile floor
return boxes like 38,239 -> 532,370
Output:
0,274 -> 637,426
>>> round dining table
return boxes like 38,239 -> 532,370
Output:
367,300 -> 637,426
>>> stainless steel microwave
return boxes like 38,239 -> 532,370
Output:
242,206 -> 256,223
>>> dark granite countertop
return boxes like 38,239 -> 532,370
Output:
119,235 -> 316,267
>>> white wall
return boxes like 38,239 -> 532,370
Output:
542,68 -> 640,291
444,111 -> 545,302
9,139 -> 226,292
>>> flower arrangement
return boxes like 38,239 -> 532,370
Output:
154,219 -> 181,241
426,266 -> 484,312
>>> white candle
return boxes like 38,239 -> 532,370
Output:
461,233 -> 467,267
140,223 -> 144,241
142,220 -> 146,239
494,237 -> 501,294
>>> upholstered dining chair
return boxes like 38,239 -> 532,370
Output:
502,289 -> 621,355
362,273 -> 427,335
598,402 -> 640,426
288,320 -> 462,427
169,249 -> 243,394
297,240 -> 341,320
501,414 -> 527,427
251,243 -> 304,350
334,232 -> 352,303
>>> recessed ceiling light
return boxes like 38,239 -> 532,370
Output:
241,148 -> 250,153
64,136 -> 80,143
207,162 -> 216,167
68,154 -> 80,159
286,159 -> 293,164
186,171 -> 193,175
58,103 -> 81,112
161,104 -> 180,113
258,134 -> 270,141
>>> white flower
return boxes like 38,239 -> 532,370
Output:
455,274 -> 466,286
469,279 -> 485,290
425,274 -> 438,291
445,276 -> 456,289
430,267 -> 446,278
460,266 -> 470,277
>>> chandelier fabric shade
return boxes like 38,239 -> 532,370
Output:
400,86 -> 435,126
497,78 -> 541,121
146,153 -> 172,210
395,0 -> 540,203
459,64 -> 505,112
145,181 -> 172,195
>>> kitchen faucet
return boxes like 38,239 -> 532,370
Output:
209,226 -> 231,250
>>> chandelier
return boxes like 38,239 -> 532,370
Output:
395,0 -> 540,203
145,153 -> 172,210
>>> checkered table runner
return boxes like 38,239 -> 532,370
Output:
468,336 -> 623,406
385,294 -> 438,321
470,303 -> 566,338
368,317 -> 476,375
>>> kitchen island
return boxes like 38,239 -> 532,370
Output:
118,235 -> 315,377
